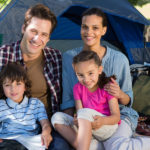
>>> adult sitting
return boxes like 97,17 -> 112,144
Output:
52,7 -> 150,150
0,4 -> 71,150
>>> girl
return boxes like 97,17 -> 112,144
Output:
0,62 -> 52,150
72,50 -> 120,150
52,50 -> 120,150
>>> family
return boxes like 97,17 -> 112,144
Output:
0,3 -> 150,150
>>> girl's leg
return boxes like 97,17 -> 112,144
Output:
54,124 -> 77,148
51,112 -> 77,148
77,118 -> 92,150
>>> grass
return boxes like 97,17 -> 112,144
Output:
0,0 -> 12,13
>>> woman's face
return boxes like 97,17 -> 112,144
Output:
81,15 -> 106,48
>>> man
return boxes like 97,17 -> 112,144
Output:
0,4 -> 70,150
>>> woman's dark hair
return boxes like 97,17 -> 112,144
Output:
0,62 -> 31,99
82,7 -> 107,27
73,50 -> 116,89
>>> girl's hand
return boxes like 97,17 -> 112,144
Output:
104,78 -> 121,99
73,114 -> 78,127
41,130 -> 52,149
91,115 -> 103,130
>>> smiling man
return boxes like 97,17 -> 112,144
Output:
0,4 -> 71,150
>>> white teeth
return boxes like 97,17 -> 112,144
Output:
86,36 -> 93,40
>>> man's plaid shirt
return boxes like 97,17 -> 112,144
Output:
0,40 -> 62,113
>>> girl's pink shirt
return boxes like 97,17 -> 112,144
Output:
73,82 -> 114,116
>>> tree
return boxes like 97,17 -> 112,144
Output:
128,0 -> 150,6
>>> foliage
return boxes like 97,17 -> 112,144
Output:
128,0 -> 150,6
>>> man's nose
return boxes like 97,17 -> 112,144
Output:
33,35 -> 40,41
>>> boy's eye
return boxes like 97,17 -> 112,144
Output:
17,82 -> 22,85
4,84 -> 10,87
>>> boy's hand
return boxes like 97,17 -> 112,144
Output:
41,130 -> 52,149
40,119 -> 52,149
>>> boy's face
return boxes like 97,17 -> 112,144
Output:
3,78 -> 25,103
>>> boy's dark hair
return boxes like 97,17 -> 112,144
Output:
73,50 -> 116,89
82,7 -> 107,27
0,62 -> 31,99
24,3 -> 57,33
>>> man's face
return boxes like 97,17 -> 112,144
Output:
21,17 -> 51,58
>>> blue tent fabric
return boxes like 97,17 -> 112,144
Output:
51,1 -> 150,64
1,0 -> 150,64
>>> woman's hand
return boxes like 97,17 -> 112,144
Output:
104,78 -> 121,99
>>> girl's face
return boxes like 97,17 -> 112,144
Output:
81,15 -> 106,49
74,59 -> 103,92
3,78 -> 26,103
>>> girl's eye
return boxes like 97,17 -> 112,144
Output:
77,74 -> 83,78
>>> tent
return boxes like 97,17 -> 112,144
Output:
50,0 -> 150,64
0,0 -> 150,64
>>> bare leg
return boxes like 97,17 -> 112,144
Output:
54,124 -> 77,149
77,118 -> 92,150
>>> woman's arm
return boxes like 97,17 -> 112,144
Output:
104,78 -> 130,105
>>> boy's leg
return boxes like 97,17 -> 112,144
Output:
0,139 -> 27,150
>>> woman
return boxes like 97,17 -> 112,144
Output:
54,8 -> 150,150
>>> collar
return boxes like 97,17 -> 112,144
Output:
102,46 -> 110,64
6,96 -> 28,108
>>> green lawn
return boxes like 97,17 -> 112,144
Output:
0,0 -> 12,13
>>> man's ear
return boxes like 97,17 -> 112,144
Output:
21,24 -> 25,34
